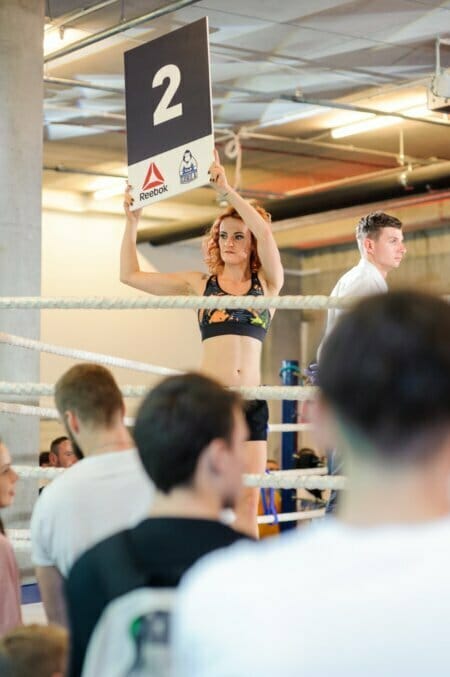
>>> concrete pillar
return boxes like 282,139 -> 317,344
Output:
0,0 -> 44,575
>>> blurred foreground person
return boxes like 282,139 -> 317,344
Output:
174,291 -> 450,677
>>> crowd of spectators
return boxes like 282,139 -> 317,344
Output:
0,288 -> 449,676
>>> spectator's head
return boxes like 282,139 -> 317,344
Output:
134,373 -> 248,510
0,624 -> 68,677
49,437 -> 77,469
318,291 -> 450,470
55,364 -> 125,455
294,448 -> 323,470
39,451 -> 50,468
356,211 -> 405,272
0,440 -> 18,510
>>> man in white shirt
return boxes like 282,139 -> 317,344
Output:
173,290 -> 450,677
318,212 -> 406,511
319,211 -> 406,354
30,363 -> 154,626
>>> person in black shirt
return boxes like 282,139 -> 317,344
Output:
66,373 -> 251,677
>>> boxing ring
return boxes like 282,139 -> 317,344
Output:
0,292 -> 352,552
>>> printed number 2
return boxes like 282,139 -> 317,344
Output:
152,64 -> 183,126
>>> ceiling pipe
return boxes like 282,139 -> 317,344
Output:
44,75 -> 123,94
45,0 -> 120,30
44,0 -> 201,63
43,165 -> 126,179
137,161 -> 450,246
215,84 -> 449,130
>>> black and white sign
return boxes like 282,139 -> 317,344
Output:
125,18 -> 214,209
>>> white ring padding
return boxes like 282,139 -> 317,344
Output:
257,509 -> 325,524
0,383 -> 317,400
245,471 -> 347,490
0,332 -> 182,377
0,295 -> 356,311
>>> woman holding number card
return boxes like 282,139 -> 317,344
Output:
121,149 -> 284,537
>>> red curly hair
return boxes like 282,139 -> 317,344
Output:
203,205 -> 272,275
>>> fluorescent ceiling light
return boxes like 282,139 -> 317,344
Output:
405,106 -> 432,117
91,177 -> 125,201
331,115 -> 400,139
330,97 -> 440,139
93,186 -> 124,201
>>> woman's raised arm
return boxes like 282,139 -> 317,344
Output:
120,186 -> 203,296
209,151 -> 284,293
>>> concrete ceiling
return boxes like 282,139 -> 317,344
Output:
42,0 -> 450,245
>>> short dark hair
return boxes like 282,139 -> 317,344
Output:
39,451 -> 50,466
356,211 -> 402,250
319,291 -> 450,463
134,373 -> 243,493
55,364 -> 123,428
49,437 -> 68,458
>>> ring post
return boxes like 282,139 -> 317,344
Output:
279,359 -> 299,531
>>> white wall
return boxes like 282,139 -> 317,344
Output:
40,209 -> 204,444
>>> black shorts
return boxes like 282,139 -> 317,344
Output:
244,399 -> 269,442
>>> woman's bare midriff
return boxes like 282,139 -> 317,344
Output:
200,334 -> 262,387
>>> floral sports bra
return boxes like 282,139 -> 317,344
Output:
198,273 -> 271,342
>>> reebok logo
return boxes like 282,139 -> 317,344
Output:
142,162 -> 165,190
140,162 -> 169,201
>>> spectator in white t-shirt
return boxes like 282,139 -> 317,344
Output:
318,211 -> 406,356
173,291 -> 450,677
30,363 -> 154,627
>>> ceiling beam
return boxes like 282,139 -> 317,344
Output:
44,0 -> 202,63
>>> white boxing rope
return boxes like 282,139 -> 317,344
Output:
15,465 -> 62,480
7,528 -> 30,541
245,471 -> 347,491
257,509 -> 325,525
16,466 -> 342,491
10,509 -> 326,551
0,294 -> 355,311
268,423 -> 313,432
0,402 -> 61,420
0,383 -> 317,400
10,540 -> 32,553
0,402 -> 313,435
0,332 -> 182,377
0,402 -> 134,427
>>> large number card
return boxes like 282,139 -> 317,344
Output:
125,18 -> 214,209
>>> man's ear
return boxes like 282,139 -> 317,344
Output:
65,410 -> 80,435
204,438 -> 229,477
363,236 -> 374,257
